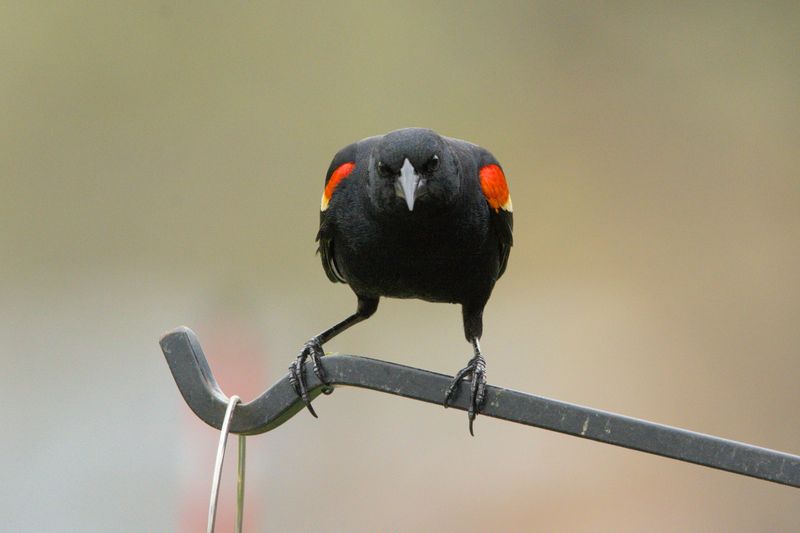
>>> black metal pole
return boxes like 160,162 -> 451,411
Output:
160,326 -> 800,488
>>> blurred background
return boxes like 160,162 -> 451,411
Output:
2,2 -> 798,531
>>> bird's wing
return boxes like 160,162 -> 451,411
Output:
316,213 -> 345,283
477,158 -> 514,279
494,205 -> 513,278
316,142 -> 359,284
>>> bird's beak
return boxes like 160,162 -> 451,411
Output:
397,158 -> 421,211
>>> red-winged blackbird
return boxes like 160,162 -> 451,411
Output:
289,127 -> 513,434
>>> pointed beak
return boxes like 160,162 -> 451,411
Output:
397,158 -> 421,211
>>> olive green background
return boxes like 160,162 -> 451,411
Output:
2,2 -> 798,531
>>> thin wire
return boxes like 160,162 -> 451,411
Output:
235,435 -> 246,533
207,395 -> 240,533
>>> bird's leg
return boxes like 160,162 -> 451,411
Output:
289,296 -> 378,417
444,338 -> 487,436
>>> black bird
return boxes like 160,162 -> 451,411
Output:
289,127 -> 513,434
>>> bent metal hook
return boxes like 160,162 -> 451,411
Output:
160,326 -> 800,488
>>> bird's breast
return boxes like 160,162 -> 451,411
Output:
333,212 -> 498,303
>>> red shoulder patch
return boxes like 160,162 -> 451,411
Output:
479,164 -> 512,212
321,162 -> 356,210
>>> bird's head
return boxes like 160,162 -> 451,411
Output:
368,128 -> 460,213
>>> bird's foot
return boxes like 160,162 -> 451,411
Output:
443,354 -> 487,436
288,338 -> 330,418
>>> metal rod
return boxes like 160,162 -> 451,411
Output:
207,395 -> 240,533
236,435 -> 246,533
161,326 -> 800,489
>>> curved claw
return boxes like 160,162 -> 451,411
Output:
468,363 -> 487,436
443,363 -> 474,408
289,357 -> 318,418
306,339 -> 331,388
444,354 -> 487,436
289,340 -> 330,418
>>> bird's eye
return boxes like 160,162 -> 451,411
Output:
377,161 -> 393,177
424,154 -> 440,173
